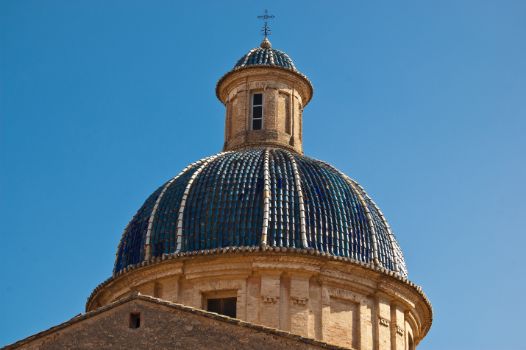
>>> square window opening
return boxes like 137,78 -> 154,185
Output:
129,312 -> 141,329
206,297 -> 237,318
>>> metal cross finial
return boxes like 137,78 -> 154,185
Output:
257,9 -> 275,38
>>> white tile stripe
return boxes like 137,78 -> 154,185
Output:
314,160 -> 381,267
175,152 -> 225,253
260,148 -> 271,247
284,150 -> 308,248
351,181 -> 408,277
117,148 -> 406,277
143,157 -> 211,260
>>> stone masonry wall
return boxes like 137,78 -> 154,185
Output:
218,68 -> 310,154
8,297 -> 349,350
87,254 -> 432,349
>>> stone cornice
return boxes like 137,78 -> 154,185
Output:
87,247 -> 433,338
216,66 -> 313,106
225,142 -> 300,154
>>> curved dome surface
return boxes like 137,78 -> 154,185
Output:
234,45 -> 297,71
115,148 -> 407,277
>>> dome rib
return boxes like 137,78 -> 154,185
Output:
267,149 -> 304,248
351,180 -> 408,276
261,149 -> 271,247
144,158 -> 208,260
114,149 -> 408,278
313,159 -> 381,266
233,47 -> 297,72
175,152 -> 225,253
114,185 -> 165,273
181,149 -> 265,251
313,162 -> 349,256
284,149 -> 308,248
315,159 -> 408,277
346,177 -> 381,266
301,159 -> 338,253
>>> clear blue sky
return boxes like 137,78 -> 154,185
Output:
1,1 -> 525,349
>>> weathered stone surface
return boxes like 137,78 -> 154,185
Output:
4,295 -> 349,350
86,253 -> 432,349
217,68 -> 310,154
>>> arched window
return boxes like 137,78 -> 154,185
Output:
252,93 -> 263,130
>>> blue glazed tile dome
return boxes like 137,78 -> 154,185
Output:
233,38 -> 297,72
115,148 -> 408,277
216,37 -> 313,106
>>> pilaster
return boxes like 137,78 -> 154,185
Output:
391,303 -> 406,350
259,272 -> 281,328
376,293 -> 392,350
308,276 -> 322,340
289,274 -> 310,336
246,275 -> 260,324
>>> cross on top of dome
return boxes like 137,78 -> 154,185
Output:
257,9 -> 275,38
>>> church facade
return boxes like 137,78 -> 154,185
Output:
4,35 -> 432,350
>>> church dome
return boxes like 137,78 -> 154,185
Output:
233,38 -> 297,71
115,148 -> 408,277
89,34 -> 432,349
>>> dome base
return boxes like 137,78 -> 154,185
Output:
88,250 -> 431,350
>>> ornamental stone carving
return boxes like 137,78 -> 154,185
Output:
379,317 -> 390,327
261,295 -> 279,304
291,297 -> 308,306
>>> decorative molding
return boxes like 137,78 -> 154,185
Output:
396,325 -> 405,336
379,317 -> 390,327
90,247 -> 433,339
216,66 -> 314,107
251,81 -> 269,90
261,295 -> 279,304
327,287 -> 364,304
291,297 -> 308,306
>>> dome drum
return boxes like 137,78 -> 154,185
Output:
216,66 -> 313,107
217,68 -> 311,154
88,250 -> 432,349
